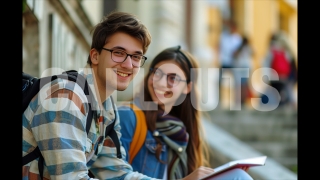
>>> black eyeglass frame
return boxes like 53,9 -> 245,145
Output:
149,68 -> 187,87
102,48 -> 147,67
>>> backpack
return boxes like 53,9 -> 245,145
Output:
125,103 -> 148,164
22,70 -> 121,179
270,48 -> 291,78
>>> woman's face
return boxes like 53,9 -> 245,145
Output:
148,60 -> 190,113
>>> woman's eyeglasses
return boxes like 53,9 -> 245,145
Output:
149,68 -> 187,87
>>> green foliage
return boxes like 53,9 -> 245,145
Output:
291,165 -> 297,174
23,0 -> 26,12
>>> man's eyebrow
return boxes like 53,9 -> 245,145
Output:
112,46 -> 143,54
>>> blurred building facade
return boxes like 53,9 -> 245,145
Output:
22,0 -> 297,105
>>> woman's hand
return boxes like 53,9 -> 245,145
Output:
181,166 -> 250,180
182,166 -> 215,180
240,166 -> 250,172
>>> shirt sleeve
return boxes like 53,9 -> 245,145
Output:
31,86 -> 90,179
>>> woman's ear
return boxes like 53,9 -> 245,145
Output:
90,48 -> 99,65
182,82 -> 192,94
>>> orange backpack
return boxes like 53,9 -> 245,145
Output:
126,104 -> 148,164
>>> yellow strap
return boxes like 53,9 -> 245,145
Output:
127,104 -> 147,164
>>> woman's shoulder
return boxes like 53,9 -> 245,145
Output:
118,105 -> 137,127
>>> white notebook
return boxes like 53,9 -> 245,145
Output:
200,156 -> 267,180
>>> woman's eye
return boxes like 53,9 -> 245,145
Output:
169,75 -> 178,81
154,71 -> 162,76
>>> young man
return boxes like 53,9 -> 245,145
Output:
22,11 -> 216,180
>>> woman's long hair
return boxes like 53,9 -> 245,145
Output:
136,46 -> 210,175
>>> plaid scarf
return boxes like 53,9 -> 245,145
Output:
156,111 -> 189,179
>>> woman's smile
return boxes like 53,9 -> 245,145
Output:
154,89 -> 173,98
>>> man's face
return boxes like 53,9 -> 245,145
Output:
92,32 -> 144,93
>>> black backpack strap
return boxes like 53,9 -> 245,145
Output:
108,125 -> 122,158
38,155 -> 44,179
64,70 -> 95,134
21,146 -> 44,179
22,147 -> 41,166
104,96 -> 122,159
86,106 -> 93,135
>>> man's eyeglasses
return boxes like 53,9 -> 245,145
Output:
149,68 -> 187,87
102,48 -> 147,67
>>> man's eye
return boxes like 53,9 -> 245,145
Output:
113,51 -> 125,56
132,55 -> 142,60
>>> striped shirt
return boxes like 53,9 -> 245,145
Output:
22,66 -> 157,180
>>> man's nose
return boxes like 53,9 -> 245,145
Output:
121,55 -> 133,68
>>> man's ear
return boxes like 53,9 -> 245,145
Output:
90,48 -> 99,65
182,82 -> 192,94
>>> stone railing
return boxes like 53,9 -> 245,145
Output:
202,119 -> 297,180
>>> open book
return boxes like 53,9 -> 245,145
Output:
200,156 -> 267,180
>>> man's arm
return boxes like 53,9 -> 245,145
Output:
32,87 -> 90,179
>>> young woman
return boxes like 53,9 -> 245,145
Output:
118,46 -> 253,180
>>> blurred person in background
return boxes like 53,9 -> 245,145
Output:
261,31 -> 297,109
118,46 -> 253,180
232,34 -> 255,108
280,32 -> 298,109
217,19 -> 243,108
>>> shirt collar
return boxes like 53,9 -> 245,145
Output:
78,65 -> 116,121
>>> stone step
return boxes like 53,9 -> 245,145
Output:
205,108 -> 297,117
274,157 -> 298,173
203,109 -> 298,176
212,123 -> 297,142
246,142 -> 297,157
204,110 -> 297,129
202,119 -> 298,179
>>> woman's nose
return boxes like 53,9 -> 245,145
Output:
157,74 -> 168,87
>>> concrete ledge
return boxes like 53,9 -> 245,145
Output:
202,118 -> 297,180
